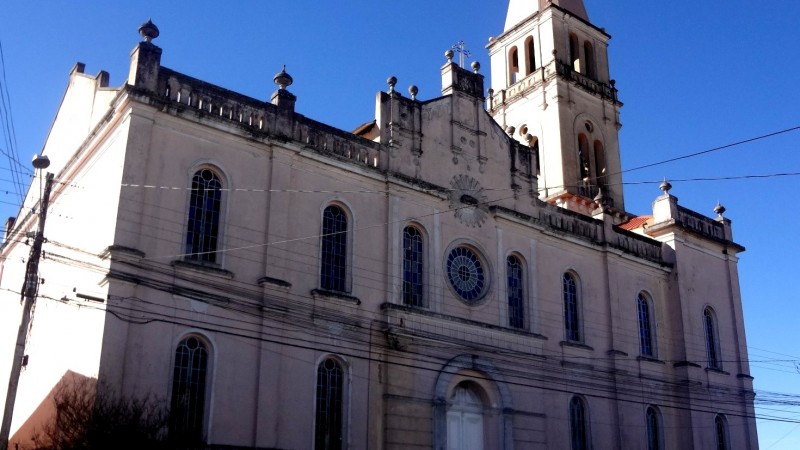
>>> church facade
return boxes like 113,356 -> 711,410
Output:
0,1 -> 758,449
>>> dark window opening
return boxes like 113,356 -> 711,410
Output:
321,206 -> 348,292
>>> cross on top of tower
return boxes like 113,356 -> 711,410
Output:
451,41 -> 471,68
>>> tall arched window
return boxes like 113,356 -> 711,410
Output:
170,335 -> 210,444
315,358 -> 345,450
532,138 -> 541,177
593,140 -> 606,188
646,406 -> 662,450
638,293 -> 655,357
715,415 -> 730,450
569,33 -> 581,72
321,205 -> 348,292
525,36 -> 536,75
564,273 -> 581,342
704,307 -> 721,369
583,41 -> 596,79
569,396 -> 589,450
402,226 -> 424,307
577,134 -> 590,181
509,46 -> 520,84
446,382 -> 485,450
507,255 -> 525,329
185,168 -> 222,263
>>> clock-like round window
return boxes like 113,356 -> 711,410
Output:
446,246 -> 488,302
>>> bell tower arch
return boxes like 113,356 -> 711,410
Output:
488,0 -> 624,214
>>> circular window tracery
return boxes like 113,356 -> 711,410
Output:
446,246 -> 488,302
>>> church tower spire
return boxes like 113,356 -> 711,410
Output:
489,0 -> 624,215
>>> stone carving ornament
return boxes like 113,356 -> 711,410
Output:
448,174 -> 488,227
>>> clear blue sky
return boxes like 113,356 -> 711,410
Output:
1,1 -> 799,447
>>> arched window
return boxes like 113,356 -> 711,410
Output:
583,41 -> 596,79
569,396 -> 589,450
509,46 -> 520,84
507,255 -> 525,329
569,33 -> 581,72
321,205 -> 348,292
646,406 -> 663,450
638,293 -> 656,357
402,226 -> 424,307
170,335 -> 210,444
185,168 -> 223,263
447,382 -> 485,450
715,415 -> 730,450
593,140 -> 606,188
577,134 -> 590,181
315,358 -> 345,450
531,138 -> 541,177
704,307 -> 721,370
564,273 -> 581,342
525,36 -> 536,75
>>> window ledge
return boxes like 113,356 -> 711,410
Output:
560,341 -> 594,351
311,288 -> 361,305
607,349 -> 629,357
172,259 -> 234,279
705,367 -> 730,376
737,373 -> 755,380
257,276 -> 291,289
102,245 -> 145,260
637,356 -> 666,365
673,360 -> 702,369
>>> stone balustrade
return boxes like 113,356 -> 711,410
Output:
155,68 -> 383,169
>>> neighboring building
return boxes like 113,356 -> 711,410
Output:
0,1 -> 758,449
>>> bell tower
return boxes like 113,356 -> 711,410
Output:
488,0 -> 624,214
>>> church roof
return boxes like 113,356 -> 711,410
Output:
504,0 -> 590,32
618,215 -> 653,231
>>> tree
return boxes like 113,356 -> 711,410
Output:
31,377 -> 170,450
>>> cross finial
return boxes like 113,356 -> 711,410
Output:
451,41 -> 471,68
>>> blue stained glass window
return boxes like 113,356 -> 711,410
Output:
402,227 -> 424,307
564,273 -> 580,342
315,358 -> 344,450
446,246 -> 486,302
507,255 -> 524,328
638,293 -> 655,357
321,206 -> 348,292
185,169 -> 222,263
170,336 -> 209,444
569,396 -> 589,450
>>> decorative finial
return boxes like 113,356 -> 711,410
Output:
594,187 -> 606,207
714,201 -> 726,218
273,65 -> 293,90
408,85 -> 419,100
526,134 -> 534,144
471,61 -> 481,73
659,178 -> 672,194
387,76 -> 397,94
445,49 -> 455,63
506,126 -> 515,136
138,19 -> 160,43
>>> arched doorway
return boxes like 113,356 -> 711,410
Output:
446,382 -> 485,450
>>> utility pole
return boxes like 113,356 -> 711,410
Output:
0,156 -> 53,450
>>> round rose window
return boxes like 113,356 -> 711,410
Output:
446,246 -> 488,302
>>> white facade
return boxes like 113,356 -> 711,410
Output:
0,2 -> 758,449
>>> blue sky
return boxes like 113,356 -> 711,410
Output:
1,1 -> 799,447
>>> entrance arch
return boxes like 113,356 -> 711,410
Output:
433,354 -> 514,450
